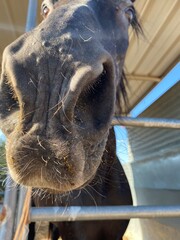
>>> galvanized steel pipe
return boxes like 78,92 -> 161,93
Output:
0,176 -> 18,240
112,116 -> 180,129
15,187 -> 29,230
30,205 -> 180,222
26,0 -> 38,32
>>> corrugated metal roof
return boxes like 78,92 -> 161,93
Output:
0,0 -> 179,112
125,0 -> 180,110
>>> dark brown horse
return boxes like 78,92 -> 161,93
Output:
0,0 -> 141,239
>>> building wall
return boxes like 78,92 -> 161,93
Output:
124,82 -> 180,240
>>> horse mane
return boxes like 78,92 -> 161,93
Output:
116,7 -> 143,115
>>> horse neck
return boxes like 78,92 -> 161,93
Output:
92,127 -> 118,185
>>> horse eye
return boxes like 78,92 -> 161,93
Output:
42,4 -> 50,18
125,7 -> 135,24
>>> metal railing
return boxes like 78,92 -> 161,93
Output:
30,205 -> 180,222
0,176 -> 17,240
112,116 -> 180,129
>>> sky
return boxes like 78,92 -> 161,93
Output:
0,63 -> 180,148
115,62 -> 180,163
0,129 -> 5,142
130,63 -> 180,118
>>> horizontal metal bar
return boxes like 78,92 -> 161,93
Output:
30,205 -> 180,222
112,116 -> 180,129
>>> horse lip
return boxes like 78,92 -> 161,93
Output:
77,173 -> 96,189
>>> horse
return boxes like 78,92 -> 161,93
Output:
0,0 -> 141,239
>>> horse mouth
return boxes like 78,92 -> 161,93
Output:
40,173 -> 96,195
6,131 -> 106,193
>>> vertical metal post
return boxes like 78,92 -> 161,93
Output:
26,0 -> 38,32
0,176 -> 18,240
15,187 -> 29,230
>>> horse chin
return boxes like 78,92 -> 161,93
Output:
5,131 -> 107,192
7,159 -> 98,193
40,174 -> 96,195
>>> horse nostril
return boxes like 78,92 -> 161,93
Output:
60,64 -> 104,122
60,60 -> 115,132
74,68 -> 114,130
73,64 -> 115,131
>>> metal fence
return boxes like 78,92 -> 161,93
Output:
30,205 -> 180,222
0,176 -> 17,240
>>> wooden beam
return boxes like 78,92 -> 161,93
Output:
127,75 -> 161,82
0,23 -> 24,34
2,0 -> 22,38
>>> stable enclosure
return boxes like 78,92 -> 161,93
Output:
0,0 -> 180,239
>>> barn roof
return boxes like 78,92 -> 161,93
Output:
0,0 -> 179,112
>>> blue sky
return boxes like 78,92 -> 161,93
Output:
115,62 -> 180,163
130,63 -> 180,117
0,131 -> 5,142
